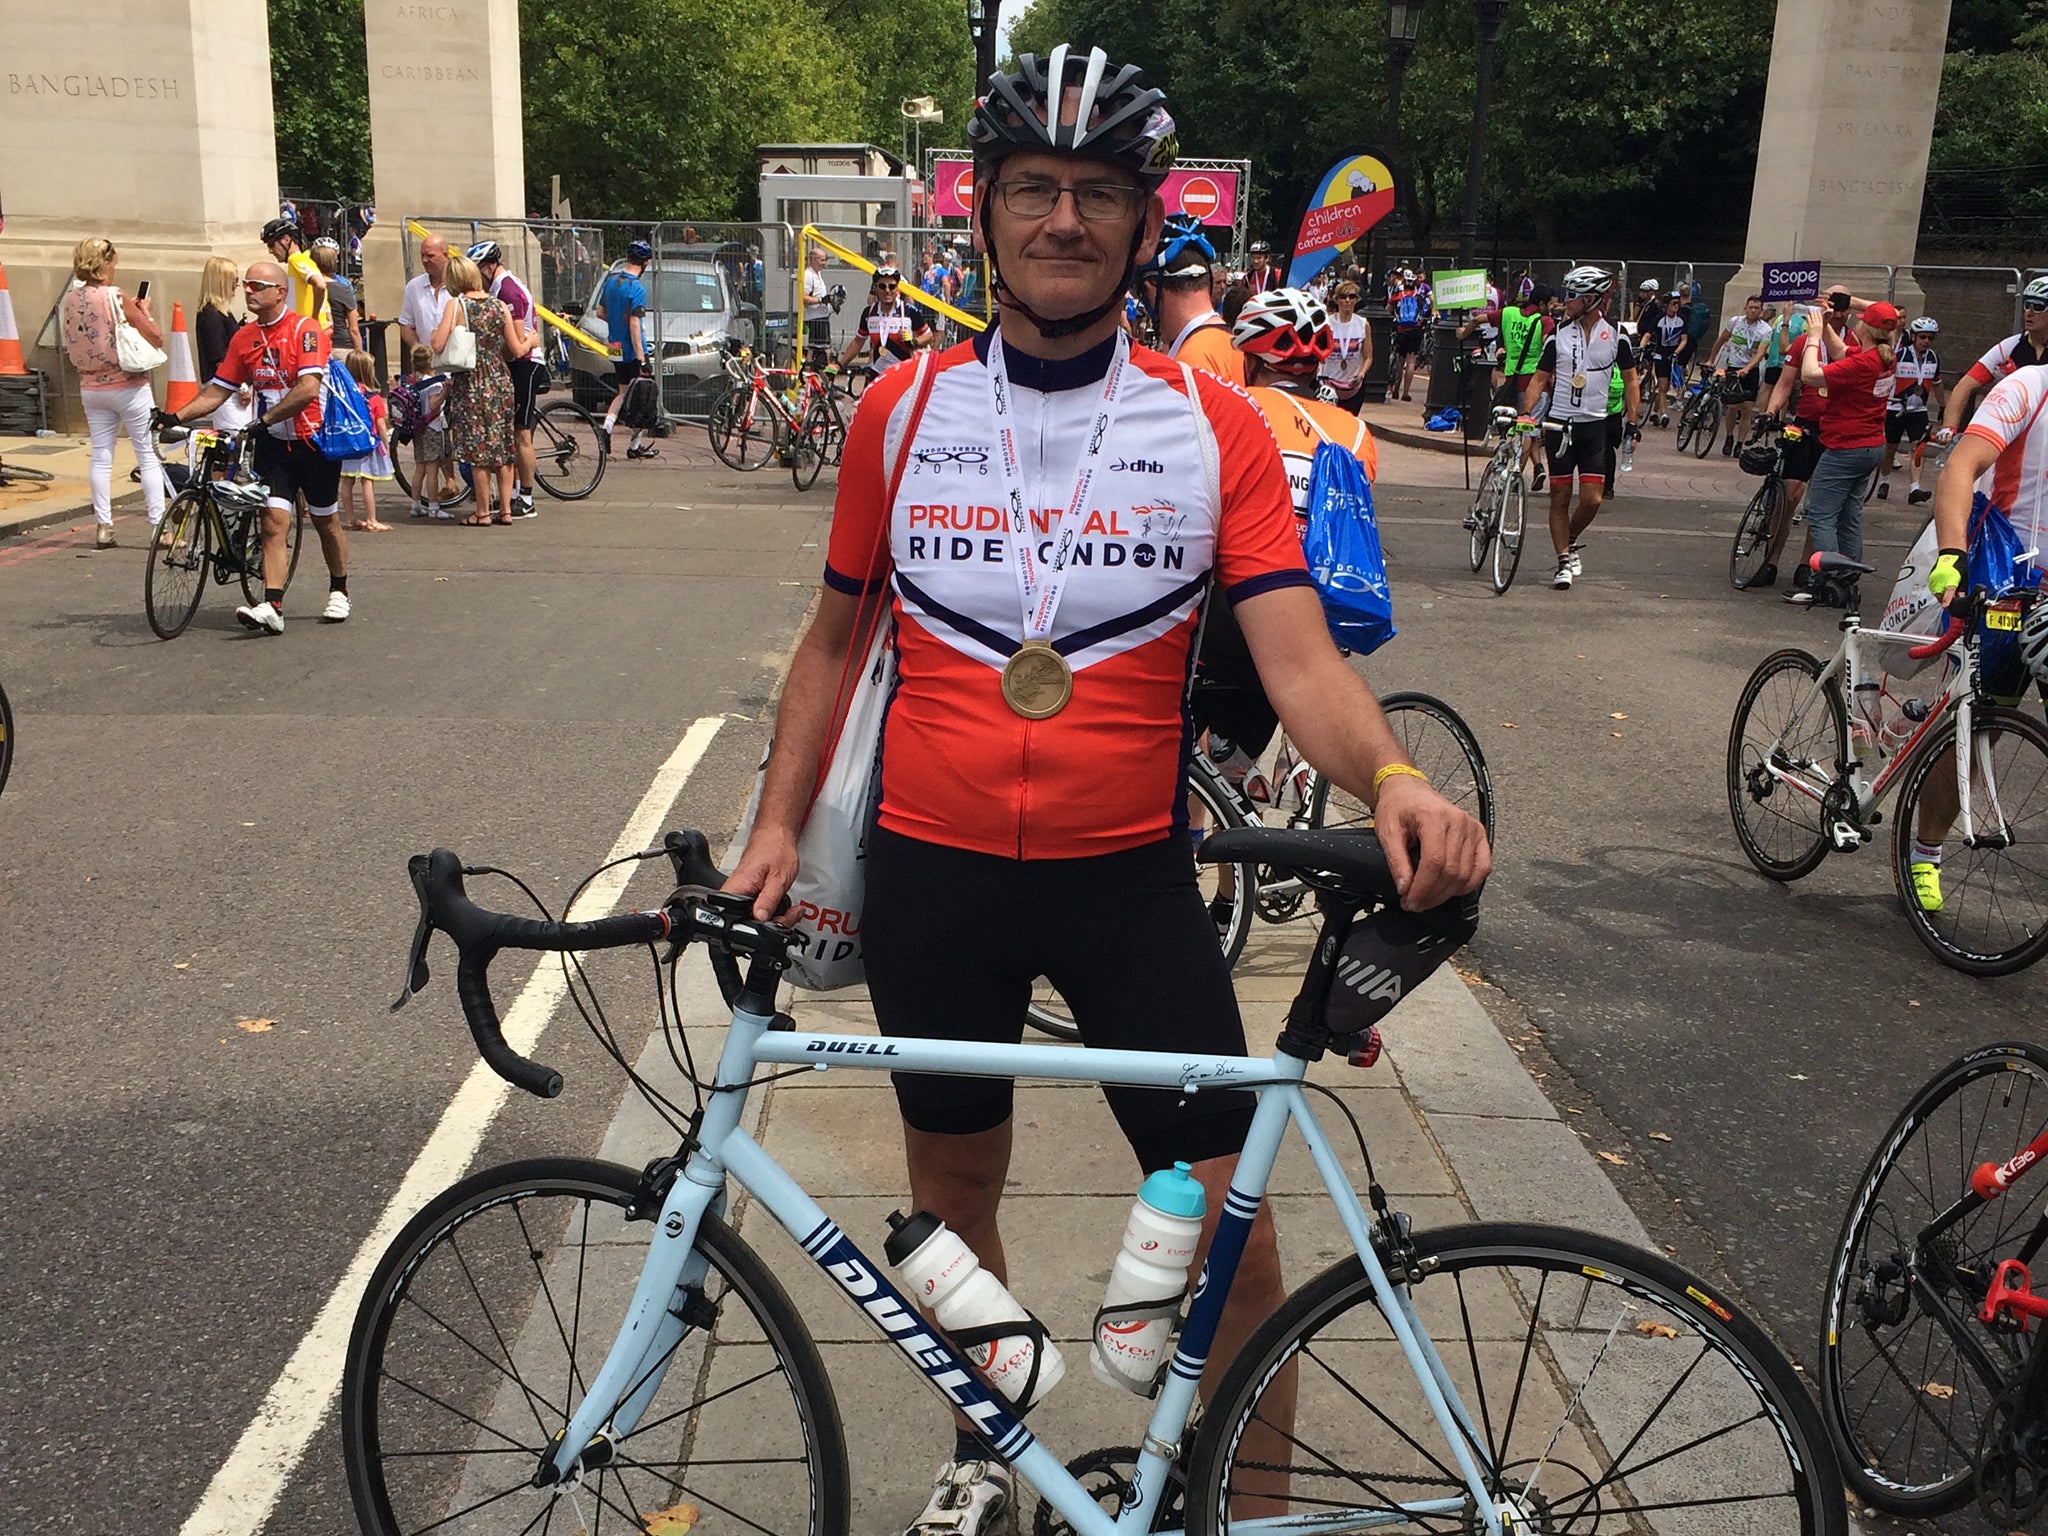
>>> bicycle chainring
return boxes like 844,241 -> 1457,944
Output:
1976,1386 -> 2048,1527
1031,1445 -> 1186,1536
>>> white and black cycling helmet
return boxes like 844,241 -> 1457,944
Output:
2020,601 -> 2048,685
260,216 -> 300,247
1638,277 -> 1659,292
969,45 -> 1175,338
2025,276 -> 2048,307
467,240 -> 503,266
310,236 -> 341,255
1910,315 -> 1940,335
1561,265 -> 1614,301
1232,286 -> 1332,374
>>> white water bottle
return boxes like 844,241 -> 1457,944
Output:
886,1210 -> 1065,1409
1091,1162 -> 1208,1396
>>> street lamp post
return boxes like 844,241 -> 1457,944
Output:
967,0 -> 999,92
1424,0 -> 1510,417
1369,0 -> 1426,402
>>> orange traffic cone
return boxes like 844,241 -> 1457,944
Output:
0,260 -> 26,376
165,302 -> 198,411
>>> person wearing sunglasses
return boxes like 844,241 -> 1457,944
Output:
1937,274 -> 2048,445
836,265 -> 933,372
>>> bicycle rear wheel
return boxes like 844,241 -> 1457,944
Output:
237,503 -> 305,607
392,454 -> 477,510
534,401 -> 607,499
1189,1222 -> 1846,1536
1730,479 -> 1782,589
145,490 -> 210,640
1674,396 -> 1700,454
1308,692 -> 1497,844
790,398 -> 830,491
1467,463 -> 1499,573
1890,706 -> 2048,974
1693,396 -> 1722,459
1026,757 -> 1253,1041
0,681 -> 13,798
1819,1040 -> 2048,1516
1490,468 -> 1525,595
1727,647 -> 1843,880
708,388 -> 776,471
342,1157 -> 849,1536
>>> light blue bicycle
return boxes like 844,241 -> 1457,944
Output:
341,827 -> 1845,1535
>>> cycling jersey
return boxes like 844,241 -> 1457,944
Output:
489,270 -> 538,357
1170,319 -> 1249,387
1716,316 -> 1772,370
1246,385 -> 1377,516
599,269 -> 648,361
824,333 -> 1309,860
210,309 -> 328,442
854,300 -> 930,365
1963,366 -> 2048,544
287,250 -> 331,330
1646,312 -> 1687,355
1536,319 -> 1634,424
1888,342 -> 1939,413
1965,333 -> 2048,387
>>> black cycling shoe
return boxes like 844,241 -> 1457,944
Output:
1876,480 -> 1890,500
1750,563 -> 1778,589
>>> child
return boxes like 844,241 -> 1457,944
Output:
338,350 -> 395,530
396,343 -> 455,519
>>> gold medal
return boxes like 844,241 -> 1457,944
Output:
1000,642 -> 1073,719
1571,371 -> 1587,390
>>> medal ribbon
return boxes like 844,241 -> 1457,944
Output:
985,329 -> 1132,647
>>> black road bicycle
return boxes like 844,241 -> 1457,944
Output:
1730,418 -> 1807,589
392,399 -> 609,508
145,427 -> 304,640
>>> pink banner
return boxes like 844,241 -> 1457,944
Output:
933,158 -> 1239,226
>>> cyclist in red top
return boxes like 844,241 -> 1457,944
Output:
160,260 -> 353,632
727,46 -> 1486,1536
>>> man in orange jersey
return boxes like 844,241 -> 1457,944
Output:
1138,212 -> 1248,385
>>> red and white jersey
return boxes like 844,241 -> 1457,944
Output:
825,334 -> 1310,859
1963,366 -> 2048,545
211,309 -> 328,442
1966,333 -> 2048,387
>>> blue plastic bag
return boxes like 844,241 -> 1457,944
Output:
1968,491 -> 2042,677
1303,438 -> 1395,655
313,357 -> 377,460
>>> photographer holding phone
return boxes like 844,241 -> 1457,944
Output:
58,237 -> 166,548
1795,296 -> 1900,600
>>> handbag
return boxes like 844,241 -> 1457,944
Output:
433,297 -> 477,372
729,352 -> 938,990
111,288 -> 167,374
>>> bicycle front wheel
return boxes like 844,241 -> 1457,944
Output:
0,681 -> 13,798
790,398 -> 830,491
1727,647 -> 1843,880
1819,1040 -> 2048,1516
1693,396 -> 1722,459
1490,468 -> 1525,596
1025,757 -> 1253,1040
1188,1222 -> 1846,1536
534,401 -> 607,499
708,388 -> 775,471
145,490 -> 210,640
342,1157 -> 849,1536
1890,705 -> 2048,974
1308,692 -> 1497,844
1467,463 -> 1499,573
1674,399 -> 1700,454
1730,479 -> 1781,589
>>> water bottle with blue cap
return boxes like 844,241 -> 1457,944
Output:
1090,1162 -> 1208,1395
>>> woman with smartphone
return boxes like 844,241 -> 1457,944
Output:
58,237 -> 166,549
1795,297 -> 1901,599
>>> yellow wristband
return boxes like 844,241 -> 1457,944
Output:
1371,763 -> 1430,798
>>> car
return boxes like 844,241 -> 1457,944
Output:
563,247 -> 759,419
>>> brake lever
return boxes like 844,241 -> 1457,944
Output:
391,852 -> 436,1012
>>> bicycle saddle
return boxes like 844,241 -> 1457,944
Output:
1200,826 -> 1400,906
1809,552 -> 1875,577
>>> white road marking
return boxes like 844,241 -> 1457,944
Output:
177,713 -> 728,1536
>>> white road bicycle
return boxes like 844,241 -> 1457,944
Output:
1465,407 -> 1539,596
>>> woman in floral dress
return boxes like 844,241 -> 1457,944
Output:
432,252 -> 529,523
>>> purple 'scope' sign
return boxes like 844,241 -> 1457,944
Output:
1760,262 -> 1822,304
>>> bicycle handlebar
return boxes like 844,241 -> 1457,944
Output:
1905,585 -> 2037,662
393,830 -> 799,1099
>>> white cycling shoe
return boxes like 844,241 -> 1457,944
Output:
906,1459 -> 1012,1536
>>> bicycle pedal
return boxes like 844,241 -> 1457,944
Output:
1826,820 -> 1868,851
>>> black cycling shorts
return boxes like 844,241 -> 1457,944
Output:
1724,372 -> 1761,402
1763,364 -> 1783,389
1601,412 -> 1626,481
863,824 -> 1256,1170
1885,410 -> 1930,446
1781,419 -> 1824,482
509,356 -> 546,429
1394,327 -> 1424,357
1543,420 -> 1607,485
612,359 -> 643,390
252,432 -> 342,514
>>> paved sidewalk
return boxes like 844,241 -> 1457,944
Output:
0,432 -> 107,539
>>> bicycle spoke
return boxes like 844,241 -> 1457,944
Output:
445,1231 -> 556,1443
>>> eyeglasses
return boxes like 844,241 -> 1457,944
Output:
243,280 -> 282,291
2026,299 -> 2048,313
991,179 -> 1147,222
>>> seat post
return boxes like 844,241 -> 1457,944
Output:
1276,898 -> 1367,1061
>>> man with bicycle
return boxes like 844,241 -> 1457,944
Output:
1522,266 -> 1640,590
729,45 -> 1487,1536
157,261 -> 352,631
1709,295 -> 1773,457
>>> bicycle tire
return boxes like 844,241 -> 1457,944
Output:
1187,1222 -> 1847,1536
1730,479 -> 1782,589
1727,647 -> 1843,881
1889,706 -> 2048,975
790,398 -> 830,491
1467,463 -> 1499,573
534,401 -> 607,500
708,387 -> 776,471
1307,692 -> 1497,845
0,681 -> 13,798
1026,756 -> 1254,1041
144,491 -> 211,640
1490,466 -> 1525,596
237,503 -> 305,607
1674,396 -> 1700,454
342,1156 -> 850,1536
391,453 -> 477,510
1693,395 -> 1722,459
0,458 -> 55,485
1818,1040 -> 2048,1516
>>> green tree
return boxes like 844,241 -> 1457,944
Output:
268,0 -> 371,198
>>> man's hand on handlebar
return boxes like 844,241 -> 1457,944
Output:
1929,548 -> 1967,607
150,407 -> 181,434
723,825 -> 802,922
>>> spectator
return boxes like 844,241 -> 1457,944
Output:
401,343 -> 456,519
337,350 -> 394,531
1320,280 -> 1372,412
314,239 -> 361,351
1220,280 -> 1251,328
60,236 -> 165,549
801,245 -> 834,360
398,234 -> 453,358
1795,300 -> 1900,591
432,252 -> 529,526
194,255 -> 253,434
